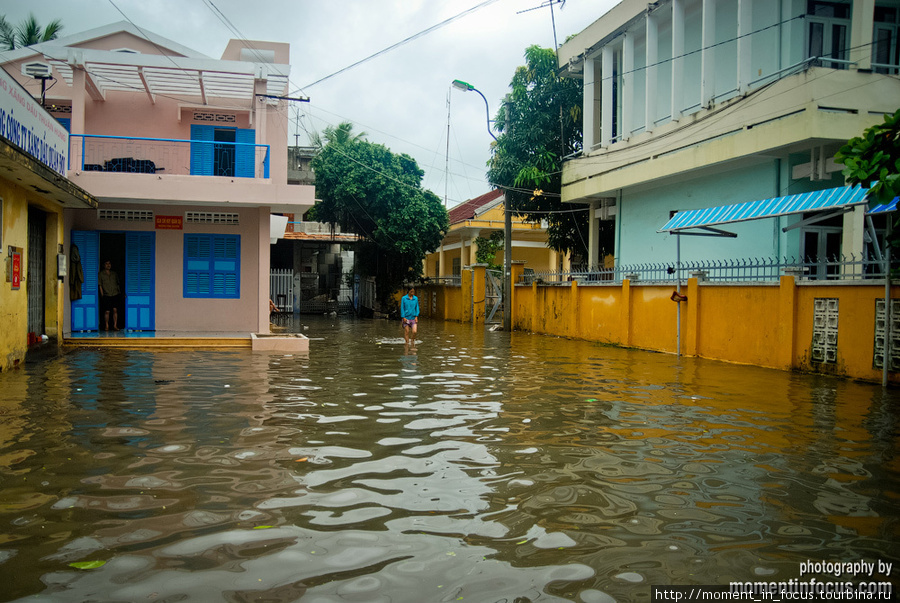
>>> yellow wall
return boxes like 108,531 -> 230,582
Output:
0,178 -> 66,372
421,274 -> 900,383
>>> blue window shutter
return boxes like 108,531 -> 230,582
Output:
190,124 -> 215,176
125,232 -> 155,330
235,128 -> 255,178
184,234 -> 239,299
56,117 -> 71,132
71,230 -> 99,331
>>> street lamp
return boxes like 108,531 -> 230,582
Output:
451,79 -> 497,141
452,79 -> 510,332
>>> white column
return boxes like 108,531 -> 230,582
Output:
601,46 -> 614,146
623,32 -> 635,138
439,245 -> 446,276
582,55 -> 596,152
737,0 -> 752,93
645,11 -> 658,132
588,200 -> 600,268
701,0 -> 716,107
671,0 -> 684,120
850,0 -> 875,70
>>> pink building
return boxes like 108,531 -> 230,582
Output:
1,22 -> 314,336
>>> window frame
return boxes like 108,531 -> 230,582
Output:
183,233 -> 241,299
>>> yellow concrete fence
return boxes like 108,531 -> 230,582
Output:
416,263 -> 899,384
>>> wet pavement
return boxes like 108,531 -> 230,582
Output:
0,315 -> 898,602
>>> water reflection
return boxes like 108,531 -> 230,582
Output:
0,316 -> 897,602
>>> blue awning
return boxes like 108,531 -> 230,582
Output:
867,197 -> 899,215
659,185 -> 870,234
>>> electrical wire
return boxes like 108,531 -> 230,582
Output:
293,0 -> 502,93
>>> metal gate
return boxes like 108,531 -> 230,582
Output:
485,269 -> 502,324
27,207 -> 46,338
269,269 -> 294,312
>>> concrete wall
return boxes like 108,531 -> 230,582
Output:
64,203 -> 267,334
0,178 -> 66,371
420,271 -> 899,383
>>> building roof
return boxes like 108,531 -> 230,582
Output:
448,189 -> 504,224
5,21 -> 289,104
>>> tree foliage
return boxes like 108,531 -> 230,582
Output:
487,45 -> 586,259
309,123 -> 448,307
474,230 -> 504,271
0,14 -> 63,50
835,107 -> 900,205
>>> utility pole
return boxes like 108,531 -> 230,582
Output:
503,94 -> 512,332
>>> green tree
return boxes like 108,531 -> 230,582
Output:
309,121 -> 367,149
309,124 -> 448,308
835,108 -> 900,206
487,45 -> 586,260
474,230 -> 504,271
0,14 -> 63,50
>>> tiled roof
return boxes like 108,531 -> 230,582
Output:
448,189 -> 504,224
282,232 -> 360,242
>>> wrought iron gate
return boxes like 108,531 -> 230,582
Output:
485,269 -> 502,324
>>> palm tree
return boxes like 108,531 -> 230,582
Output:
0,13 -> 62,49
0,16 -> 15,50
310,121 -> 367,148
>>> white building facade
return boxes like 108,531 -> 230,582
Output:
560,0 -> 900,269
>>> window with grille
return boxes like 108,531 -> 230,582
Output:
183,234 -> 240,299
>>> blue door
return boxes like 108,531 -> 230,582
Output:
71,230 -> 99,331
125,232 -> 155,330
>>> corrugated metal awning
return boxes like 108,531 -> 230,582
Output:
867,197 -> 899,215
659,185 -> 870,235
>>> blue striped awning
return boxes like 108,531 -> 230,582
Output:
659,185 -> 870,233
867,196 -> 899,215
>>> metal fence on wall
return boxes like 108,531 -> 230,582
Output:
518,255 -> 890,285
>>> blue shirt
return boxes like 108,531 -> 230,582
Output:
400,295 -> 419,320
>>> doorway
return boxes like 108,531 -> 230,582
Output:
99,233 -> 127,330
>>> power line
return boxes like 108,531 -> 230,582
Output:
294,0 -> 501,93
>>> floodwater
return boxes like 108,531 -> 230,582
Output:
0,316 -> 898,603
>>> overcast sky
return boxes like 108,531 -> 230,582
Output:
1,0 -> 616,207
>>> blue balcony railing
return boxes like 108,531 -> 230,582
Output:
69,134 -> 270,179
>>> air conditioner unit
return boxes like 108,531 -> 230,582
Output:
22,62 -> 52,79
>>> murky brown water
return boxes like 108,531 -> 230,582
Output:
0,316 -> 898,602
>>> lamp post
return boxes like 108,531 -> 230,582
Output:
451,80 -> 497,141
451,79 -> 510,332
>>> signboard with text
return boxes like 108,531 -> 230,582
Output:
11,250 -> 21,290
155,215 -> 183,230
0,66 -> 69,177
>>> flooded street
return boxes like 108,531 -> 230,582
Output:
0,316 -> 898,602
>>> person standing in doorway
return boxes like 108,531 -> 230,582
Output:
99,259 -> 121,331
400,287 -> 419,345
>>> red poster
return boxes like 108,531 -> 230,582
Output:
156,215 -> 183,230
11,251 -> 21,289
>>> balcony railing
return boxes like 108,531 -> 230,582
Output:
69,134 -> 270,179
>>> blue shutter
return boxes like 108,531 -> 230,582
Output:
235,128 -> 255,178
184,234 -> 239,298
125,232 -> 155,330
71,230 -> 99,331
190,124 -> 214,176
56,117 -> 71,132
